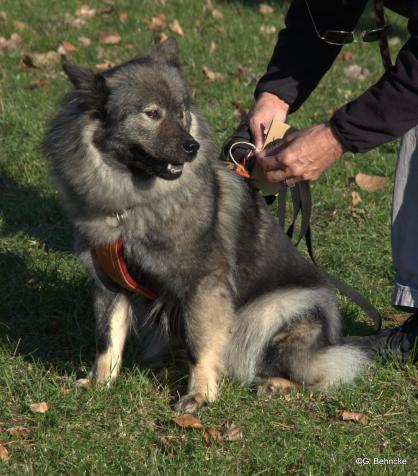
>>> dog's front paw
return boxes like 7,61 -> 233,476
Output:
174,393 -> 208,413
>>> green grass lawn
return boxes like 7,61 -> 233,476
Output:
0,1 -> 417,474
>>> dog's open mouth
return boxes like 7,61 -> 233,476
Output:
166,163 -> 184,176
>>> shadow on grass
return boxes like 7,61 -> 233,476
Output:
0,164 -> 72,252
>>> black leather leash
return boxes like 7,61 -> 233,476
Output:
275,181 -> 382,332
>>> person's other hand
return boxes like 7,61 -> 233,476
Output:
248,92 -> 290,150
256,123 -> 346,185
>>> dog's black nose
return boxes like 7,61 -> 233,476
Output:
183,140 -> 200,154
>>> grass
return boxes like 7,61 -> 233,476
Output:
0,0 -> 417,474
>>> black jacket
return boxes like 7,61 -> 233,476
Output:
254,0 -> 418,153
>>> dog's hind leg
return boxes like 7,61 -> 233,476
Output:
174,278 -> 234,413
78,287 -> 132,387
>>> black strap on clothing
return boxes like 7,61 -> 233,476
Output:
374,0 -> 392,71
276,182 -> 382,332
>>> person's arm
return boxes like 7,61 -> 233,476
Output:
249,0 -> 367,148
254,0 -> 368,112
331,8 -> 418,152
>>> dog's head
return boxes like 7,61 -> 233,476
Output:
63,38 -> 199,180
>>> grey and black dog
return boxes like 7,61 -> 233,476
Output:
44,39 -> 370,412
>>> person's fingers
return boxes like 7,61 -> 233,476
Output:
249,116 -> 265,150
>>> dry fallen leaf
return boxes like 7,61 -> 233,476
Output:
28,78 -> 51,89
0,11 -> 7,25
259,3 -> 274,14
341,410 -> 368,424
340,51 -> 353,62
259,25 -> 277,35
169,19 -> 184,36
13,20 -> 28,31
100,32 -> 122,45
225,423 -> 243,441
75,4 -> 96,18
203,65 -> 224,83
344,64 -> 370,80
148,14 -> 167,32
120,12 -> 128,22
32,51 -> 62,68
62,41 -> 77,53
6,427 -> 30,437
78,36 -> 91,47
30,402 -> 49,414
173,414 -> 203,429
232,100 -> 247,119
203,427 -> 222,445
97,6 -> 114,15
159,32 -> 169,43
95,60 -> 115,70
355,173 -> 388,192
20,54 -> 37,68
0,443 -> 9,462
209,40 -> 217,54
211,9 -> 224,20
388,37 -> 400,47
0,32 -> 22,50
64,13 -> 86,29
351,191 -> 362,206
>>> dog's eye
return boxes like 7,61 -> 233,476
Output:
145,109 -> 160,120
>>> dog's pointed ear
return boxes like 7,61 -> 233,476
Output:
148,37 -> 180,68
62,62 -> 96,89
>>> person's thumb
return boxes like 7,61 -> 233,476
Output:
251,120 -> 265,150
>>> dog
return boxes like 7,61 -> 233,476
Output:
44,38 -> 370,412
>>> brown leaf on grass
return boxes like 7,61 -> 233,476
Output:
341,410 -> 368,424
119,12 -> 128,22
62,41 -> 77,53
344,64 -> 370,80
203,427 -> 222,445
20,54 -> 37,69
0,443 -> 9,462
340,51 -> 353,62
100,32 -> 122,45
232,100 -> 247,119
78,36 -> 91,47
388,37 -> 400,47
32,51 -> 62,68
169,20 -> 184,36
0,11 -> 7,25
28,78 -> 51,89
387,314 -> 408,325
225,423 -> 243,441
355,173 -> 388,192
13,20 -> 28,31
0,33 -> 22,50
95,60 -> 115,70
209,40 -> 217,54
351,191 -> 362,206
203,65 -> 224,83
30,402 -> 49,414
205,0 -> 214,9
159,32 -> 169,43
173,414 -> 203,429
148,14 -> 167,32
124,43 -> 134,50
259,25 -> 277,34
64,13 -> 86,29
97,6 -> 114,16
211,9 -> 224,20
259,3 -> 274,14
6,427 -> 30,437
159,436 -> 178,456
75,4 -> 96,18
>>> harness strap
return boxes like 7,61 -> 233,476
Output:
94,238 -> 158,300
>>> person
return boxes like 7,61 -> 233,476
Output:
223,0 -> 418,361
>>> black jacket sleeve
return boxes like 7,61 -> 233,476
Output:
330,7 -> 418,153
254,0 -> 368,112
256,0 -> 418,153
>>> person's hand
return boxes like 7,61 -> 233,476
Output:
255,123 -> 346,185
248,92 -> 290,150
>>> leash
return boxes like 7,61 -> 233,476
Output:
228,120 -> 382,331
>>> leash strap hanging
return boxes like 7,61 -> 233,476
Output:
374,0 -> 392,71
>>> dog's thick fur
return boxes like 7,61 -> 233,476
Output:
44,39 -> 369,411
